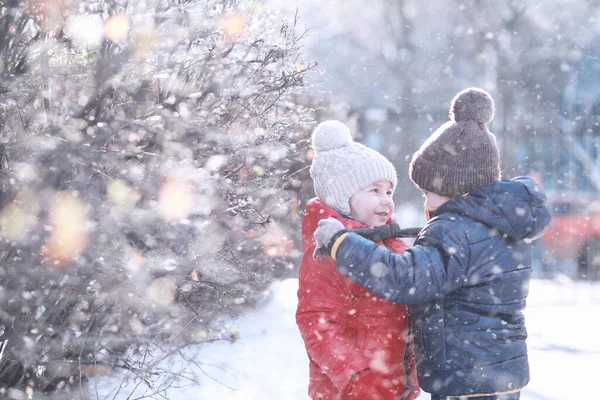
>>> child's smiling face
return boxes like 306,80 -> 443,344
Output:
349,180 -> 395,227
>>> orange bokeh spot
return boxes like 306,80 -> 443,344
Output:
105,15 -> 129,42
157,179 -> 193,221
247,221 -> 294,257
306,148 -> 314,162
42,191 -> 89,267
221,11 -> 246,43
28,0 -> 78,33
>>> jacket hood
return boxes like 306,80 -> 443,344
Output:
435,176 -> 551,241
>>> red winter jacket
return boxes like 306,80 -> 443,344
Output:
296,198 -> 420,400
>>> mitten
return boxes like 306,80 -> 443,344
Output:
313,217 -> 346,259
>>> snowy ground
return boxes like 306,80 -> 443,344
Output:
93,276 -> 600,400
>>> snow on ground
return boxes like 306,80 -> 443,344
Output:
93,276 -> 600,399
521,277 -> 600,399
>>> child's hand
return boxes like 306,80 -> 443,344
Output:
313,217 -> 345,259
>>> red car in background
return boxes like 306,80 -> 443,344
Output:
540,192 -> 600,280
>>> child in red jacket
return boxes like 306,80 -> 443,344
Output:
296,120 -> 420,400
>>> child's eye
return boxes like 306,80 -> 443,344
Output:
386,191 -> 392,196
371,188 -> 379,193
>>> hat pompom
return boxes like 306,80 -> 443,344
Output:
451,87 -> 495,124
311,120 -> 353,153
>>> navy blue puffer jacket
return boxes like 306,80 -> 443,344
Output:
333,177 -> 551,397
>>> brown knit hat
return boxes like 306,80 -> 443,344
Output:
409,87 -> 501,197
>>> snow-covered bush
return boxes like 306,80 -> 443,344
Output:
0,0 -> 315,395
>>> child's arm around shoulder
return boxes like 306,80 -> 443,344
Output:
333,217 -> 470,304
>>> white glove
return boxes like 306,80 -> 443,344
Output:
313,217 -> 346,259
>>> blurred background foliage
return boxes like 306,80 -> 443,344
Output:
0,0 -> 322,396
293,0 -> 600,200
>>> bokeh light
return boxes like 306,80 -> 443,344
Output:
157,179 -> 193,222
221,11 -> 246,43
247,221 -> 294,257
65,13 -> 104,47
28,0 -> 78,33
105,15 -> 130,42
42,191 -> 90,267
0,189 -> 39,242
146,277 -> 178,306
107,179 -> 140,209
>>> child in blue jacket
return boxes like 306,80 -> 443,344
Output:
314,88 -> 552,400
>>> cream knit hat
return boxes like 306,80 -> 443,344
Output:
310,120 -> 397,215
